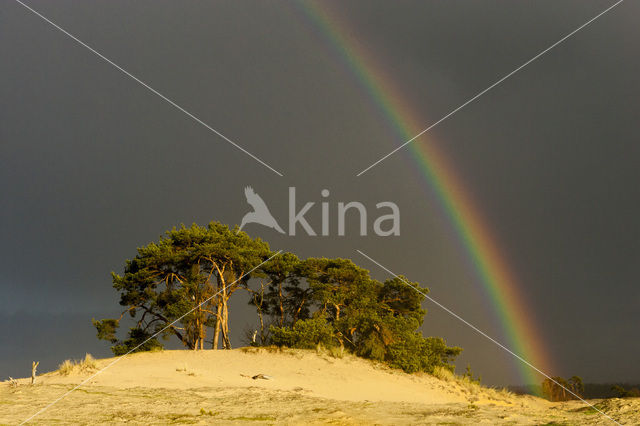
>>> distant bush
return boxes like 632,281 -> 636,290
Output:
461,363 -> 481,384
611,385 -> 640,398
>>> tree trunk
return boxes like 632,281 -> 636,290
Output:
31,361 -> 39,385
193,315 -> 200,350
222,279 -> 229,349
199,308 -> 206,350
212,322 -> 220,349
212,297 -> 222,349
222,296 -> 232,349
292,297 -> 306,326
278,282 -> 284,327
334,304 -> 343,347
258,306 -> 265,344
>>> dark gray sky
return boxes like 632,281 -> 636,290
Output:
1,0 -> 638,387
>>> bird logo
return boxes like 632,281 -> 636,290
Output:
238,186 -> 285,234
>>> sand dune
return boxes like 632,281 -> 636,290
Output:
2,348 -> 638,425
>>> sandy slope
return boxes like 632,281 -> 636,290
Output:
1,348 -> 638,425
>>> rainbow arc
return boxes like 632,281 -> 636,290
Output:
295,1 -> 553,388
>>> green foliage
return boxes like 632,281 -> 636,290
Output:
270,317 -> 337,349
254,252 -> 310,326
93,318 -> 119,343
94,318 -> 162,355
387,334 -> 461,374
111,327 -> 163,356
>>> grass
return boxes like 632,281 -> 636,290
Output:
199,408 -> 219,416
431,366 -> 455,382
57,353 -> 98,376
317,344 -> 345,359
571,401 -> 607,415
430,365 -> 514,403
106,410 -> 199,424
240,345 -> 309,361
537,423 -> 571,426
57,359 -> 75,375
228,415 -> 277,421
240,345 -> 286,354
240,344 -> 346,360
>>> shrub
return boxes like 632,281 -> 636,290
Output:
270,317 -> 337,349
387,334 -> 461,374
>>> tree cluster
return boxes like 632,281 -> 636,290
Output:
611,385 -> 640,398
259,257 -> 461,373
94,222 -> 461,374
541,376 -> 584,401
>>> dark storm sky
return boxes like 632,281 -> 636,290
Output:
1,0 -> 638,386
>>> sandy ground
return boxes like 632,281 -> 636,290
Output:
1,348 -> 638,425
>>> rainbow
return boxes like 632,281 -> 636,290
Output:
294,1 -> 553,388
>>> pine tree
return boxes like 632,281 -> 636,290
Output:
94,222 -> 270,353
